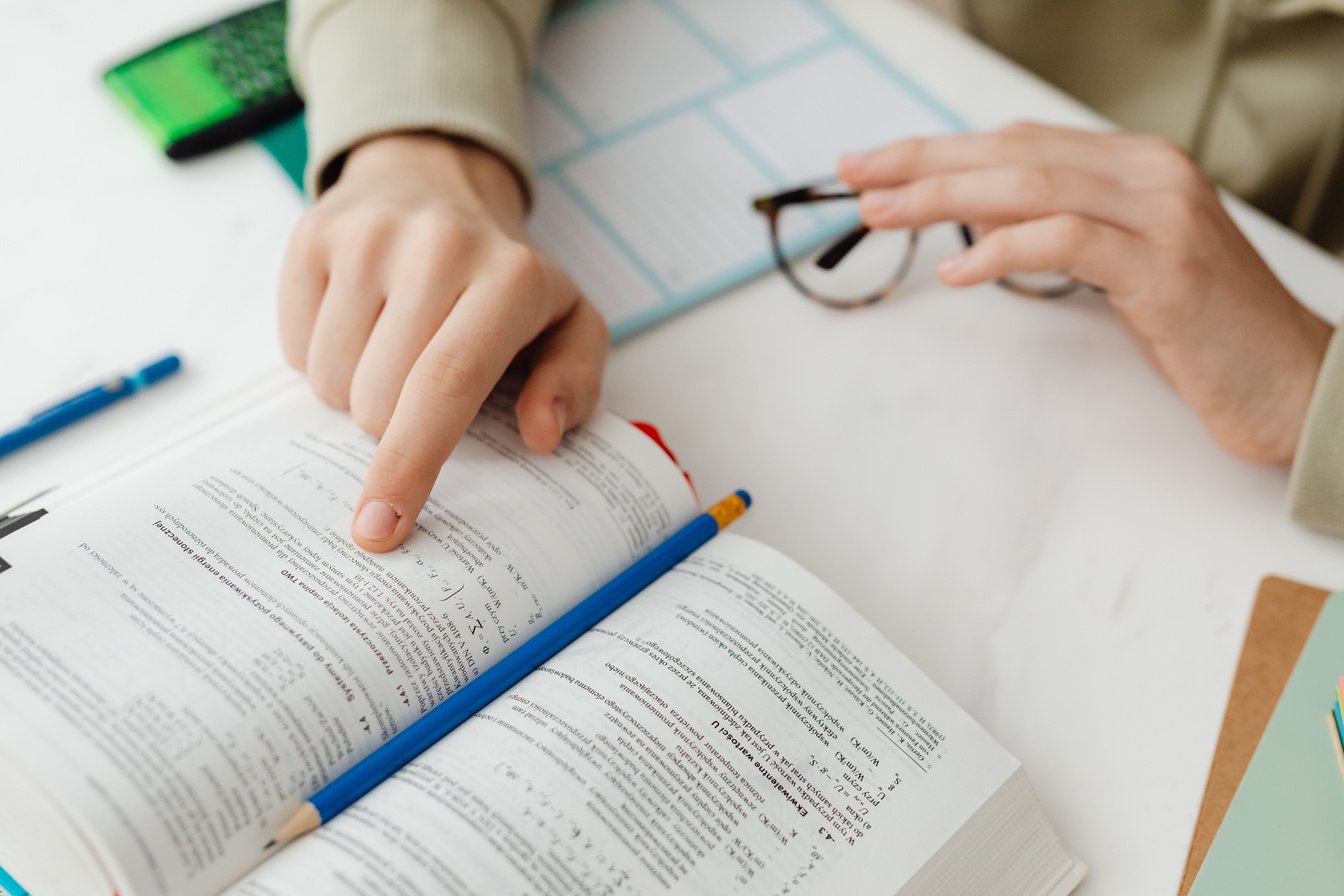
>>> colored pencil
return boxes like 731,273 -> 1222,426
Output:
267,489 -> 752,848
1328,710 -> 1344,787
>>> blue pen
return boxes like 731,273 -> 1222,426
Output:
267,489 -> 752,848
0,354 -> 181,459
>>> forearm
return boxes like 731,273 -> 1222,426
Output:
287,0 -> 551,198
1289,325 -> 1344,536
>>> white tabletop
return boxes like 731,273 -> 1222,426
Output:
4,2 -> 1344,894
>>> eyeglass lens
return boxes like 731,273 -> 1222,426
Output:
772,195 -> 917,307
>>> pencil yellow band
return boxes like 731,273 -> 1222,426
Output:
708,491 -> 751,530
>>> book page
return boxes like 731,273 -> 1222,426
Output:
0,388 -> 697,896
230,534 -> 1019,895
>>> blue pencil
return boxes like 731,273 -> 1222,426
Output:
267,489 -> 752,848
0,354 -> 181,459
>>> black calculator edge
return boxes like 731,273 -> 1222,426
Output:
164,90 -> 304,161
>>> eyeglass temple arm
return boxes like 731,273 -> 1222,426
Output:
813,226 -> 871,270
752,186 -> 857,213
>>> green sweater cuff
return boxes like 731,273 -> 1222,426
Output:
288,0 -> 545,201
1289,324 -> 1344,536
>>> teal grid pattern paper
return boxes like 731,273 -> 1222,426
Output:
1188,594 -> 1344,895
258,0 -> 962,342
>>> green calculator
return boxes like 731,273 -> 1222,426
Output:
103,1 -> 301,160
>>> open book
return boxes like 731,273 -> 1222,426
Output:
0,382 -> 1084,895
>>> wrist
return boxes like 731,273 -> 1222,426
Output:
340,132 -> 528,229
1282,305 -> 1335,450
1244,302 -> 1333,466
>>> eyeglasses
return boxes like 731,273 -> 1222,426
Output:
752,180 -> 1083,308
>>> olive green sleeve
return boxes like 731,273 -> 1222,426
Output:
1290,325 -> 1344,536
286,0 -> 551,199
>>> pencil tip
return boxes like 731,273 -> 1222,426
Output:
269,802 -> 322,849
263,840 -> 276,850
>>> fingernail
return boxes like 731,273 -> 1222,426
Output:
859,189 -> 900,220
938,255 -> 965,277
838,150 -> 872,176
552,398 -> 568,436
355,501 -> 399,541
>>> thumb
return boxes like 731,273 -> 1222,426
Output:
516,299 -> 609,453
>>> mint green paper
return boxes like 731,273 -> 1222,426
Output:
1189,593 -> 1344,895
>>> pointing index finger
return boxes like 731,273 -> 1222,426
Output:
350,279 -> 555,552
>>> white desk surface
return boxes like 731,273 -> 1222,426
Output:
4,1 -> 1344,893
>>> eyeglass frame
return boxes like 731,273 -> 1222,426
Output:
752,182 -> 1083,307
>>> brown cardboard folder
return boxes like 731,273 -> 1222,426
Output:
1177,575 -> 1332,896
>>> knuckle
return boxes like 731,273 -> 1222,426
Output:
1163,237 -> 1211,282
410,210 -> 474,253
288,211 -> 326,254
1169,252 -> 1205,283
1158,247 -> 1210,290
370,439 -> 433,490
977,228 -> 1011,266
402,217 -> 477,280
333,211 -> 399,272
338,206 -> 399,243
1051,214 -> 1092,253
283,233 -> 330,286
1133,133 -> 1174,154
1145,137 -> 1201,180
1015,166 -> 1056,200
495,242 -> 548,292
909,177 -> 948,215
1156,191 -> 1208,235
412,350 -> 478,406
342,236 -> 387,276
1141,134 -> 1184,157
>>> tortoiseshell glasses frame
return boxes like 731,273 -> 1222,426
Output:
753,181 -> 1082,308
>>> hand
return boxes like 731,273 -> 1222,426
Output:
838,122 -> 1333,465
278,134 -> 608,552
